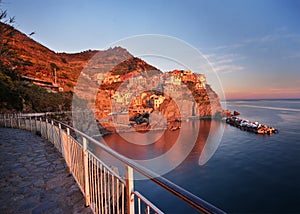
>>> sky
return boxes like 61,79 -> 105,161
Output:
3,0 -> 300,100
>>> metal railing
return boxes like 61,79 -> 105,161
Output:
0,114 -> 225,214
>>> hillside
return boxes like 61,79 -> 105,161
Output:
0,22 -> 92,91
0,21 -> 133,112
1,22 -> 136,92
0,21 -> 223,128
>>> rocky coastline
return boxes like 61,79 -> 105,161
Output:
225,115 -> 279,135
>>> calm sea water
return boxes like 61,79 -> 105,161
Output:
95,99 -> 300,213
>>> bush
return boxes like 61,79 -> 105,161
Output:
0,73 -> 22,111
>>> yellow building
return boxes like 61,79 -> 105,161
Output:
150,94 -> 165,110
196,74 -> 207,89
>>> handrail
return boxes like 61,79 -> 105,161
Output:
0,114 -> 225,214
52,119 -> 225,214
133,191 -> 164,214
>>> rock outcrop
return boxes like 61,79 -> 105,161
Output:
2,21 -> 223,128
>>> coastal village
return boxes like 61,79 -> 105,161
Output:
107,69 -> 207,114
92,65 -> 222,131
16,52 -> 278,134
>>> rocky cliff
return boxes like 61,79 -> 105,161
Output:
159,71 -> 223,122
1,22 -> 223,126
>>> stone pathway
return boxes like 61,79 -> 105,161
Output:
0,128 -> 92,214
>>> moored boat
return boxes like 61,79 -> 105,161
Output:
226,116 -> 278,135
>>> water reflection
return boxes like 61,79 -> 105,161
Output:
102,129 -> 179,160
90,120 -> 224,178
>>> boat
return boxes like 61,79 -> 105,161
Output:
132,123 -> 151,132
169,126 -> 180,131
226,116 -> 278,135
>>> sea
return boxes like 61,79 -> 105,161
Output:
95,99 -> 300,213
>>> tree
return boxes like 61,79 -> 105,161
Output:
0,6 -> 18,73
0,3 -> 22,111
0,4 -> 73,113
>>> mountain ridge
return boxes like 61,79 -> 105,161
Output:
1,21 -> 223,125
1,21 -> 136,92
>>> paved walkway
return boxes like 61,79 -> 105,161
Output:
0,128 -> 92,214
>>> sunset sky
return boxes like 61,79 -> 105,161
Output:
4,0 -> 300,100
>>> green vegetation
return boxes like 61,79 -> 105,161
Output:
0,6 -> 74,113
0,72 -> 22,111
0,6 -> 22,112
0,77 -> 74,113
61,57 -> 67,63
18,83 -> 73,112
50,62 -> 60,72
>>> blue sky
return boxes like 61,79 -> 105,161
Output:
3,0 -> 300,99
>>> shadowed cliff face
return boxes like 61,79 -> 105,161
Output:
159,79 -> 222,122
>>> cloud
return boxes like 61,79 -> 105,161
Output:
204,53 -> 245,73
283,34 -> 300,41
244,34 -> 277,44
204,31 -> 300,74
268,87 -> 300,93
212,43 -> 245,51
210,34 -> 278,52
213,64 -> 244,73
211,32 -> 300,53
283,53 -> 300,59
260,34 -> 277,42
202,53 -> 216,58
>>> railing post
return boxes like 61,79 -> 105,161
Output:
30,117 -> 32,132
66,128 -> 72,172
51,120 -> 54,144
13,113 -> 16,128
82,137 -> 90,207
126,165 -> 135,214
18,115 -> 21,129
10,115 -> 12,128
35,117 -> 37,132
12,114 -> 14,128
23,116 -> 26,130
15,114 -> 17,128
45,118 -> 48,140
40,117 -> 42,135
22,116 -> 24,130
59,123 -> 64,157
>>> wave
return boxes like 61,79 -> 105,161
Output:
227,104 -> 300,112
